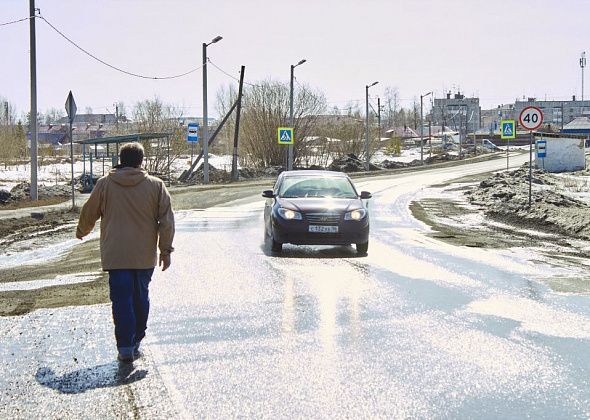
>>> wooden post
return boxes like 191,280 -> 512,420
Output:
232,66 -> 245,181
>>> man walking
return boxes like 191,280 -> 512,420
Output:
76,142 -> 175,363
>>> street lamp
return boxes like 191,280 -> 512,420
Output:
365,81 -> 378,171
420,91 -> 432,164
288,58 -> 306,170
581,51 -> 586,116
202,35 -> 223,184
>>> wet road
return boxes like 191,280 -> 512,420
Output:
144,156 -> 590,418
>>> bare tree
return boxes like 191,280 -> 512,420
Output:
383,86 -> 399,129
132,97 -> 186,175
0,98 -> 26,168
44,107 -> 65,124
231,79 -> 326,168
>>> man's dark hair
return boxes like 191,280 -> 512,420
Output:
119,142 -> 144,168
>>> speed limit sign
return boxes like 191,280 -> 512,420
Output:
519,106 -> 543,131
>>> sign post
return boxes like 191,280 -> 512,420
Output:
501,119 -> 515,170
187,122 -> 199,163
65,91 -> 77,209
519,106 -> 544,207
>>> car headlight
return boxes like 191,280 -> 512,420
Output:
277,208 -> 302,220
344,208 -> 367,220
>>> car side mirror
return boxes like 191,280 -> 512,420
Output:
262,190 -> 275,198
360,191 -> 372,199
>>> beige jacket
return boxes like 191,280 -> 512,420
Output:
76,167 -> 175,270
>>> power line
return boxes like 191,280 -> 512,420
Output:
207,58 -> 263,88
37,15 -> 203,80
0,16 -> 33,27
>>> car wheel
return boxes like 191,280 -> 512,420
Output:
271,237 -> 283,253
356,241 -> 368,255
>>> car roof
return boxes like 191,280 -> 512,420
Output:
281,170 -> 348,178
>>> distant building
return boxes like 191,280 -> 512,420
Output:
561,116 -> 590,135
433,92 -> 481,132
26,125 -> 68,145
481,104 -> 515,132
57,113 -> 118,125
513,97 -> 590,128
385,126 -> 419,139
174,117 -> 218,126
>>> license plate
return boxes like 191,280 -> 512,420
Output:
308,225 -> 338,233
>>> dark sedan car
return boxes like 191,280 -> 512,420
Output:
263,170 -> 372,254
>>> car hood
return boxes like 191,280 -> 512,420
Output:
277,197 -> 362,213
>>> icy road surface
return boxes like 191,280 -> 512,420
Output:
1,154 -> 589,418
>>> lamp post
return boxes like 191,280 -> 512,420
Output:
581,51 -> 586,116
202,35 -> 223,184
288,59 -> 306,170
365,81 -> 378,171
420,91 -> 432,164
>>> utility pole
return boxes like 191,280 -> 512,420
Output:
29,0 -> 38,200
232,66 -> 245,181
115,103 -> 119,132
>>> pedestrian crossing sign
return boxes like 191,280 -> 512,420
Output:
501,120 -> 515,139
278,127 -> 294,145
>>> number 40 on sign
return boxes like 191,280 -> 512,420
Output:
519,106 -> 543,131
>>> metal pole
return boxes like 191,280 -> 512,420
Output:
507,124 -> 510,170
581,52 -> 586,116
428,120 -> 432,159
288,64 -> 294,170
420,95 -> 424,164
459,109 -> 463,159
529,131 -> 533,207
29,0 -> 38,200
202,42 -> 209,183
365,85 -> 370,171
377,97 -> 381,143
69,120 -> 74,208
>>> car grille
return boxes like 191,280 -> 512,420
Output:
305,213 -> 341,225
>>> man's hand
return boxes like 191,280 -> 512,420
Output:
159,253 -> 171,271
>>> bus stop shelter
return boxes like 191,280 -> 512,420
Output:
75,132 -> 172,191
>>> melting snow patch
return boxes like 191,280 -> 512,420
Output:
0,272 -> 101,292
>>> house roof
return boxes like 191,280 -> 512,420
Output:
562,117 -> 590,131
385,127 -> 419,138
75,132 -> 171,145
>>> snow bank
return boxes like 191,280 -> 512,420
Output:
466,165 -> 590,240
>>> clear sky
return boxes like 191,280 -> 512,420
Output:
1,0 -> 589,118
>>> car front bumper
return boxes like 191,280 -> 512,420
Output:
271,215 -> 369,245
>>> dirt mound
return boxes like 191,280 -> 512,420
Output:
0,182 -> 73,206
465,166 -> 590,240
329,154 -> 380,172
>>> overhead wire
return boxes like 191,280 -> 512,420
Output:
0,16 -> 33,27
37,15 -> 203,80
207,58 -> 264,88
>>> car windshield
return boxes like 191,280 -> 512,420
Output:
279,176 -> 357,198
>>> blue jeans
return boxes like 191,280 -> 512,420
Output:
108,269 -> 154,355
